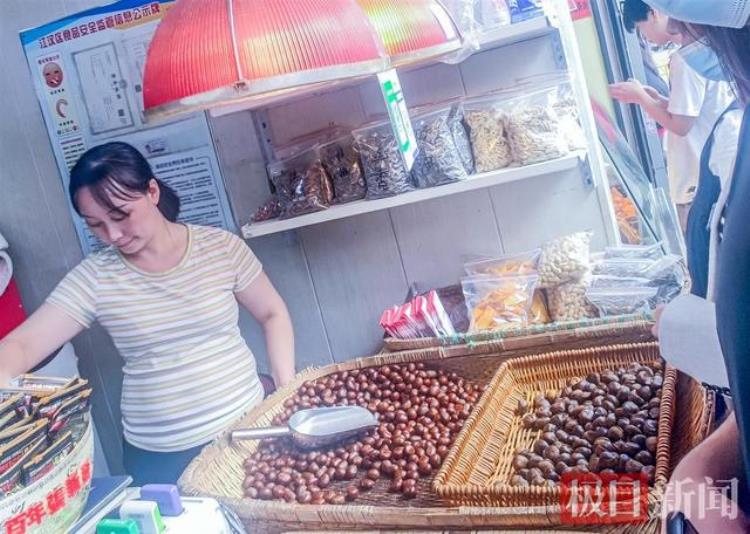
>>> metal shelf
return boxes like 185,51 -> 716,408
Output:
242,152 -> 584,238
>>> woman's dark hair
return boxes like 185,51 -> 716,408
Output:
701,25 -> 750,104
621,0 -> 653,33
69,142 -> 180,222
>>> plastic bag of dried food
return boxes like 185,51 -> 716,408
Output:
538,231 -> 593,288
529,290 -> 551,324
586,287 -> 658,317
546,280 -> 598,323
250,194 -> 281,223
462,274 -> 539,332
463,96 -> 513,173
318,136 -> 367,204
448,102 -> 475,174
604,242 -> 664,260
590,275 -> 652,289
268,149 -> 333,220
410,107 -> 468,188
644,254 -> 688,305
464,249 -> 542,276
593,258 -> 656,279
503,87 -> 570,165
353,120 -> 415,199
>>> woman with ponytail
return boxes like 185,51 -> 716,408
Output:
0,142 -> 296,485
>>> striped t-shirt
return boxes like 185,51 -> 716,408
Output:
47,224 -> 264,452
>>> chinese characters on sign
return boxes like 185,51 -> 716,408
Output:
3,459 -> 92,534
37,3 -> 161,48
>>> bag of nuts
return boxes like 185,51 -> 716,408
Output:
538,231 -> 593,288
502,86 -> 570,166
410,107 -> 468,188
268,147 -> 333,220
353,120 -> 415,199
546,280 -> 597,323
463,95 -> 514,173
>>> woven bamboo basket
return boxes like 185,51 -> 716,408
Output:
179,343 -> 711,534
433,343 -> 675,510
383,315 -> 654,354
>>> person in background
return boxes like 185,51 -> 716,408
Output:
639,1 -> 750,531
0,142 -> 296,485
609,0 -> 736,233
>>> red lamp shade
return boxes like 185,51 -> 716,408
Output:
357,0 -> 462,67
143,0 -> 388,119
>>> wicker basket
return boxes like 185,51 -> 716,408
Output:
0,421 -> 93,533
384,315 -> 654,354
179,344 -> 709,534
433,343 -> 675,509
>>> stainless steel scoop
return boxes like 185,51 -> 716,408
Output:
230,406 -> 379,449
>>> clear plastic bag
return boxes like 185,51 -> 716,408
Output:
464,96 -> 513,172
593,258 -> 656,279
538,231 -> 593,288
318,136 -> 367,204
546,280 -> 597,323
604,242 -> 665,261
464,249 -> 542,276
529,289 -> 551,324
586,287 -> 658,317
418,284 -> 470,334
502,87 -> 570,165
268,149 -> 333,220
353,120 -> 415,199
590,275 -> 652,289
552,81 -> 587,152
644,255 -> 688,304
410,107 -> 468,188
250,194 -> 281,223
448,102 -> 475,174
462,274 -> 539,332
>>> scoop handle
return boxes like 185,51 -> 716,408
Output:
230,426 -> 290,441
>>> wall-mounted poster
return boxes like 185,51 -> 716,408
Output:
20,1 -> 235,254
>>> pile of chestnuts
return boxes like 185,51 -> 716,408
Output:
242,362 -> 483,504
510,361 -> 664,488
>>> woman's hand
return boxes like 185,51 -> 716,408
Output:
609,80 -> 651,105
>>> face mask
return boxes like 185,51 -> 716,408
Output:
645,0 -> 750,28
679,41 -> 730,82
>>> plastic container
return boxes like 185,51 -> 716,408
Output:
268,148 -> 333,220
586,287 -> 658,317
353,120 -> 414,199
464,249 -> 542,276
318,136 -> 367,204
501,87 -> 569,165
461,274 -> 539,332
410,107 -> 468,188
463,95 -> 514,173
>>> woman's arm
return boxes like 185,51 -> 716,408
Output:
0,303 -> 84,385
661,415 -> 748,533
235,272 -> 295,388
609,80 -> 697,136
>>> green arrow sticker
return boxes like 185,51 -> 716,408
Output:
378,69 -> 417,171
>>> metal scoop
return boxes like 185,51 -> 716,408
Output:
230,406 -> 378,449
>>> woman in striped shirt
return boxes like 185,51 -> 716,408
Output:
0,142 -> 296,485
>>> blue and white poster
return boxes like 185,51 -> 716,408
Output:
20,0 -> 236,254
